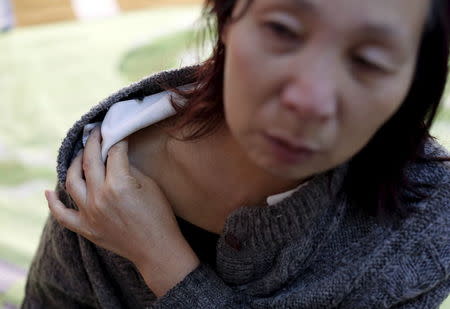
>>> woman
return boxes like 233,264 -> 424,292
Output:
23,0 -> 450,307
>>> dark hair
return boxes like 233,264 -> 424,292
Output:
165,0 -> 450,225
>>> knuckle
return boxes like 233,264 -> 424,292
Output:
108,145 -> 120,156
105,179 -> 126,196
124,175 -> 142,190
82,158 -> 92,171
65,177 -> 75,193
84,226 -> 99,241
83,228 -> 94,240
85,217 -> 104,239
145,176 -> 157,187
66,164 -> 73,177
54,212 -> 68,228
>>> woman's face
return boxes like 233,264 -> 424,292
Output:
222,0 -> 430,180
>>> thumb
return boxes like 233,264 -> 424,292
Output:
129,164 -> 147,180
129,164 -> 159,187
106,139 -> 129,178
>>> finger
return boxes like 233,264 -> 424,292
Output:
66,150 -> 87,209
129,163 -> 146,179
83,126 -> 105,189
45,190 -> 86,236
129,164 -> 155,187
106,139 -> 130,181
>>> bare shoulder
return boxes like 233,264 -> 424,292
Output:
126,116 -> 178,179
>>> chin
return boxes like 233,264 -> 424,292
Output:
253,155 -> 311,180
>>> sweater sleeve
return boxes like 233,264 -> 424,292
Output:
21,186 -> 97,309
151,263 -> 250,308
340,183 -> 450,309
391,278 -> 450,309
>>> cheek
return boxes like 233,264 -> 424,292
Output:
223,19 -> 280,99
225,53 -> 264,113
336,78 -> 410,161
223,30 -> 268,134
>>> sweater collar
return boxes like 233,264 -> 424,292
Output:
221,163 -> 348,250
216,163 -> 349,286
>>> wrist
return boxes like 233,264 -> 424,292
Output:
134,237 -> 200,298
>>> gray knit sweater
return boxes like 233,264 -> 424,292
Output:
22,66 -> 450,308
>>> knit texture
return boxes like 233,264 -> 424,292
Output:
22,66 -> 450,308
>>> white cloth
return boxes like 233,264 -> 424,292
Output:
83,90 -> 307,206
82,89 -> 178,162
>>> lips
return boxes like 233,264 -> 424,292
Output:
263,132 -> 316,164
265,131 -> 317,152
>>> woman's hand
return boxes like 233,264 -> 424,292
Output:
45,127 -> 199,297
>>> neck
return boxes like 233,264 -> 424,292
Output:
213,124 -> 304,200
164,123 -> 305,232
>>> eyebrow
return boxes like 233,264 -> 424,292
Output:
283,0 -> 406,46
360,23 -> 404,43
286,0 -> 318,14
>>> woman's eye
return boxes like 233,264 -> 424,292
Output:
264,22 -> 297,40
352,55 -> 387,74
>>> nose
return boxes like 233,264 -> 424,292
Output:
279,56 -> 337,121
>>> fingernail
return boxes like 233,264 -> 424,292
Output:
44,190 -> 49,200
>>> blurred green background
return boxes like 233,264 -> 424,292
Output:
0,3 -> 449,308
0,4 -> 205,306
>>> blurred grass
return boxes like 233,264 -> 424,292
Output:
0,188 -> 52,268
437,105 -> 450,122
443,297 -> 450,309
0,5 -> 201,157
0,280 -> 26,307
0,5 -> 202,307
0,160 -> 55,186
119,28 -> 198,81
0,4 -> 450,307
119,26 -> 212,81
